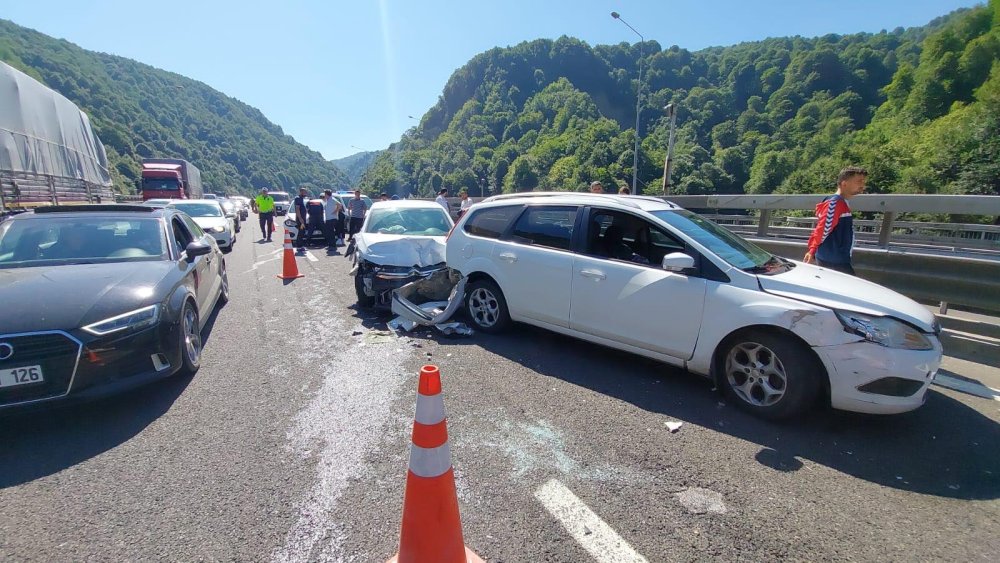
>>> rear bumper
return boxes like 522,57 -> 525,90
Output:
815,336 -> 943,414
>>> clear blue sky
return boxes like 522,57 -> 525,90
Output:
2,0 -> 982,160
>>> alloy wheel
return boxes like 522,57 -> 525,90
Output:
725,341 -> 788,407
183,307 -> 202,366
468,287 -> 500,328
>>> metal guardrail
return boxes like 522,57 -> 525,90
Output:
665,194 -> 1000,313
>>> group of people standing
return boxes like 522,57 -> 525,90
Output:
291,188 -> 369,250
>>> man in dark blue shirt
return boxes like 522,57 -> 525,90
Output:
293,187 -> 311,249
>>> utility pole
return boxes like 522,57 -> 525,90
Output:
661,103 -> 678,195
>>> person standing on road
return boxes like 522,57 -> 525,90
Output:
458,190 -> 473,218
589,181 -> 604,194
322,189 -> 342,249
346,190 -> 367,241
803,166 -> 868,275
293,187 -> 310,249
253,188 -> 275,241
380,192 -> 389,202
435,188 -> 450,216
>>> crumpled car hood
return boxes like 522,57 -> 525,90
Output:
758,262 -> 937,332
355,234 -> 446,267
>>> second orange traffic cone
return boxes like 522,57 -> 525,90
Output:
387,365 -> 483,563
276,228 -> 305,280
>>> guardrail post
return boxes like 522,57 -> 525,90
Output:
877,211 -> 896,248
756,209 -> 772,237
939,301 -> 949,315
48,175 -> 57,205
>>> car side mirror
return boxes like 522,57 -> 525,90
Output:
662,252 -> 695,272
185,241 -> 212,261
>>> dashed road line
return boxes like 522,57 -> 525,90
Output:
303,251 -> 318,262
534,479 -> 648,563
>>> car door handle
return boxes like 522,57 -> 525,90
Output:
579,269 -> 606,281
498,252 -> 518,263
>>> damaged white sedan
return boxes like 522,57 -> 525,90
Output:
348,200 -> 454,309
445,193 -> 943,419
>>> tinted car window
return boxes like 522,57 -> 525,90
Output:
508,206 -> 577,251
463,205 -> 521,239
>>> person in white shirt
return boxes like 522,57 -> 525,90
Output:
322,190 -> 343,248
458,190 -> 473,217
435,188 -> 450,217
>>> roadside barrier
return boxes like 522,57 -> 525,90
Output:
387,365 -> 483,563
276,228 -> 304,280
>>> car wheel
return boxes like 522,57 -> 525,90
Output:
217,259 -> 230,305
465,278 -> 511,333
354,272 -> 376,309
718,331 -> 821,420
178,299 -> 202,376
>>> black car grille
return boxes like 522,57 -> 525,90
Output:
0,332 -> 82,406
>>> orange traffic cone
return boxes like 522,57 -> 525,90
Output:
388,365 -> 483,563
276,228 -> 305,280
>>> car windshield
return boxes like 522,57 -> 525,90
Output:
141,178 -> 181,192
365,207 -> 452,236
651,209 -> 778,271
169,203 -> 222,217
0,216 -> 167,267
270,193 -> 290,202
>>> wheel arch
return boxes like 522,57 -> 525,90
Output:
709,324 -> 831,404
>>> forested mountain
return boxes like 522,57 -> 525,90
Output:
360,2 -> 1000,198
0,19 -> 349,195
331,150 -> 382,185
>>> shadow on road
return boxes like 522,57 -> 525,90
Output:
455,323 -> 1000,500
0,305 -> 224,489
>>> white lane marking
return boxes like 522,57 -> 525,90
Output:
240,255 -> 282,275
304,251 -> 318,262
534,479 -> 648,563
934,373 -> 1000,401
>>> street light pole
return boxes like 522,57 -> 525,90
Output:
662,103 -> 678,195
611,11 -> 644,194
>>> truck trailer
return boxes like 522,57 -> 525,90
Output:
1,61 -> 114,216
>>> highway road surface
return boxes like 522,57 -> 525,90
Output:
1,234 -> 998,562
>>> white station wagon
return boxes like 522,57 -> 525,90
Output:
445,193 -> 943,419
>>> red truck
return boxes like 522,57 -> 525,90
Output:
140,158 -> 203,201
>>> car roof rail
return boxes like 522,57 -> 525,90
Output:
33,204 -> 156,213
481,191 -> 653,209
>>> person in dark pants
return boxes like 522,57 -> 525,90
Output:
804,166 -> 868,275
346,189 -> 367,241
293,187 -> 310,249
322,190 -> 342,248
253,188 -> 275,241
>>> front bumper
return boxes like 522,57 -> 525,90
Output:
814,335 -> 943,414
0,322 -> 181,413
357,263 -> 449,309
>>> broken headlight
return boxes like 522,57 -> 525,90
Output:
834,310 -> 933,350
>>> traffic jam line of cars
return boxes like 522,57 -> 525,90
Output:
1,192 -> 943,421
0,204 -> 229,412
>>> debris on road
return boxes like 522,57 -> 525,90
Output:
665,421 -> 684,433
389,270 -> 473,337
364,330 -> 395,344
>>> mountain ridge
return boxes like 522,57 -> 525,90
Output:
0,18 -> 349,195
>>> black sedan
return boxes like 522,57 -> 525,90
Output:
0,204 -> 228,412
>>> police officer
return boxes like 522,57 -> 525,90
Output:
253,188 -> 275,241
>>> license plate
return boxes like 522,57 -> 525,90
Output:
0,365 -> 44,388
